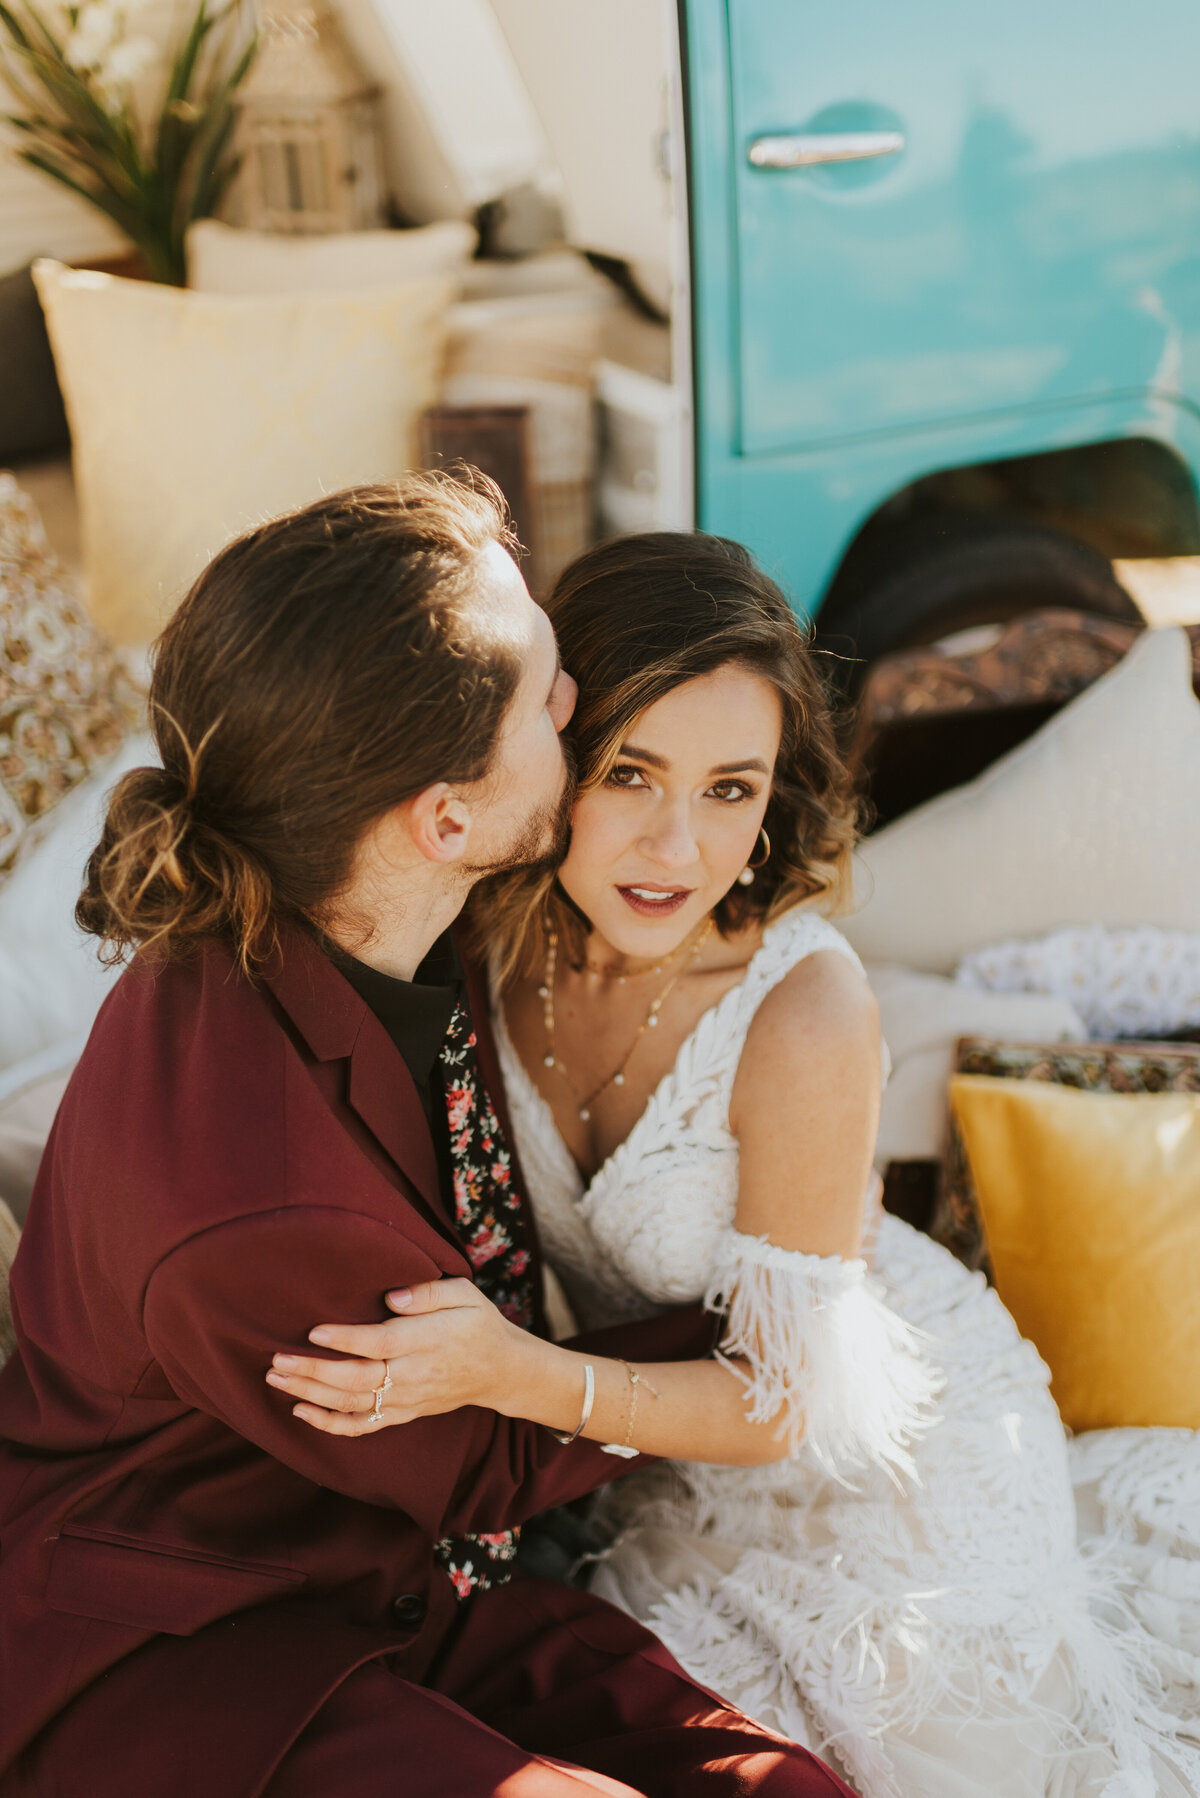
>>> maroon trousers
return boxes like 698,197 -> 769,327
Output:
265,1580 -> 851,1798
13,1578 -> 852,1797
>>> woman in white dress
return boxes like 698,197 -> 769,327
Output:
274,533 -> 1200,1797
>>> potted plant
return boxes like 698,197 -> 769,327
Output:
0,0 -> 255,285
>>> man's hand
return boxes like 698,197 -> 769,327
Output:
265,1278 -> 525,1437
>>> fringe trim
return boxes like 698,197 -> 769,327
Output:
644,1536 -> 1200,1798
703,1228 -> 944,1484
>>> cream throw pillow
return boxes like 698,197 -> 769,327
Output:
187,219 -> 477,295
843,628 -> 1200,975
34,260 -> 453,646
0,1044 -> 78,1227
866,964 -> 1085,1166
0,731 -> 156,1074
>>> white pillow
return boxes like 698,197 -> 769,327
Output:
34,260 -> 453,647
843,627 -> 1200,976
187,218 -> 477,295
866,964 -> 1086,1165
0,1040 -> 81,1225
0,1194 -> 19,1368
0,732 -> 156,1072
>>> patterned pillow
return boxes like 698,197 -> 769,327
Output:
0,472 -> 141,881
932,1037 -> 1200,1276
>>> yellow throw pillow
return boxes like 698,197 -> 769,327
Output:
949,1075 -> 1200,1431
33,260 -> 453,647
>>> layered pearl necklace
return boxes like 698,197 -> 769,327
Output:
540,915 -> 716,1122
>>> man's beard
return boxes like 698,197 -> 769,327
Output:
461,744 -> 576,881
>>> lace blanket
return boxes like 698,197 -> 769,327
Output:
957,924 -> 1200,1040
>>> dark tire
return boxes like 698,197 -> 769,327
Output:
816,516 -> 1142,683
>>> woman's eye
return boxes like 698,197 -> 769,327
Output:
607,764 -> 648,789
709,780 -> 753,803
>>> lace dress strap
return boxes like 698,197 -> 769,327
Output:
713,910 -> 887,1095
732,909 -> 866,1016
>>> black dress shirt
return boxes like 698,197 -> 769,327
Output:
333,932 -> 463,1198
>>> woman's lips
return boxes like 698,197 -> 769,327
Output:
616,885 -> 692,918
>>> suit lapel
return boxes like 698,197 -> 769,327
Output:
261,923 -> 451,1235
346,1008 -> 445,1228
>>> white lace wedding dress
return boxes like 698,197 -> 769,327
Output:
493,908 -> 1200,1798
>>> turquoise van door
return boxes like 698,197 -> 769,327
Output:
725,0 -> 1200,459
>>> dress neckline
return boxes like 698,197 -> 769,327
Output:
492,907 -> 837,1208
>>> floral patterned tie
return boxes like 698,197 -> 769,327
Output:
432,1001 -> 538,1600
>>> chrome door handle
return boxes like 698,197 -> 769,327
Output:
747,131 -> 905,169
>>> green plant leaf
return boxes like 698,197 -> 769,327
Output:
15,148 -> 147,242
7,0 -> 65,60
6,0 -> 255,286
167,17 -> 256,250
180,102 -> 235,233
6,40 -> 147,186
220,28 -> 257,93
165,0 -> 215,108
0,1 -> 34,53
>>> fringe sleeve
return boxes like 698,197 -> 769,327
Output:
703,1227 -> 943,1483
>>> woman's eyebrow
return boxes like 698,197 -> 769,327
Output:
617,743 -> 668,768
617,745 -> 769,776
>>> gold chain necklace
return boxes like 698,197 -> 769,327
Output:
541,915 -> 715,1122
575,950 -> 667,981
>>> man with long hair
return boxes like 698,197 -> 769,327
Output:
0,476 -> 852,1798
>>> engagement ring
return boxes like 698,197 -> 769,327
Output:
367,1361 -> 393,1426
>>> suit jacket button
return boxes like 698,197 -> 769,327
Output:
392,1592 -> 426,1629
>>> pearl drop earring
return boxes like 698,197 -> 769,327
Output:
738,825 -> 771,888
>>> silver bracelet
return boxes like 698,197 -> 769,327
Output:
551,1362 -> 595,1445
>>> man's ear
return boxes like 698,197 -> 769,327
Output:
406,783 -> 472,866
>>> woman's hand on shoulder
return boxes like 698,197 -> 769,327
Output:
730,947 -> 881,1260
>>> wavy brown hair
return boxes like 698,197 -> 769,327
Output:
78,471 -> 522,972
472,531 -> 858,985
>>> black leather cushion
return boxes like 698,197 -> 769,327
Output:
0,263 -> 70,461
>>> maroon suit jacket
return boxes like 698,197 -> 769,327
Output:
0,924 -> 712,1796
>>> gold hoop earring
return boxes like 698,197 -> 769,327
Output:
736,827 -> 771,887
